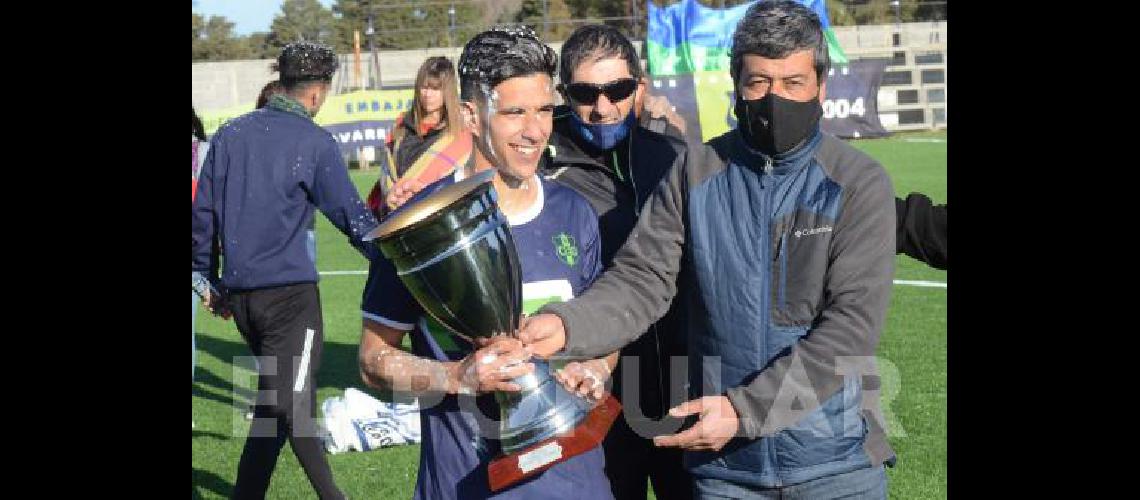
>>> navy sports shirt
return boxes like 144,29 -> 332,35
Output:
361,169 -> 613,500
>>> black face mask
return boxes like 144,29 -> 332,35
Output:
734,92 -> 823,155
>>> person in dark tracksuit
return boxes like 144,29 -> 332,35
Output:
192,42 -> 378,500
255,79 -> 319,267
539,25 -> 693,500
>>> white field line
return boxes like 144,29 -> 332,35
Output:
892,279 -> 947,288
901,138 -> 946,143
318,270 -> 946,288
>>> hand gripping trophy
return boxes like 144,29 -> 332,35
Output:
367,170 -> 621,491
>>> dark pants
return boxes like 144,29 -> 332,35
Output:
227,283 -> 344,500
603,414 -> 693,500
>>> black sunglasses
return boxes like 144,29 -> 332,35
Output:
561,78 -> 638,105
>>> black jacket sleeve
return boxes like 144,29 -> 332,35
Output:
896,193 -> 947,270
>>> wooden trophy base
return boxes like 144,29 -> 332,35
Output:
487,393 -> 622,492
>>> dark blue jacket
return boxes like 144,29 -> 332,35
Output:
192,106 -> 379,291
540,109 -> 689,421
543,127 -> 896,487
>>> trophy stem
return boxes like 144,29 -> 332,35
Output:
495,359 -> 592,454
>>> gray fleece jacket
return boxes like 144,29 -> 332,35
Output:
540,127 -> 896,486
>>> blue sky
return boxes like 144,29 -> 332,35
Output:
193,0 -> 337,36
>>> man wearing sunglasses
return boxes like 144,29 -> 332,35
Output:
538,24 -> 693,500
523,1 -> 896,498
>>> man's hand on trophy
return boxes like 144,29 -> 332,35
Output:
553,358 -> 610,403
453,337 -> 535,394
517,313 -> 567,359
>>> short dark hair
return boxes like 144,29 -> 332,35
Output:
457,25 -> 557,102
559,24 -> 642,85
730,0 -> 829,84
277,42 -> 338,92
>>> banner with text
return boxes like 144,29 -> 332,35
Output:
198,88 -> 416,156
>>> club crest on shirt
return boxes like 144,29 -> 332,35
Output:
552,233 -> 578,267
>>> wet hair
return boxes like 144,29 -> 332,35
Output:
192,107 -> 206,141
730,0 -> 830,84
256,80 -> 285,109
276,42 -> 339,92
559,24 -> 643,85
457,25 -> 557,102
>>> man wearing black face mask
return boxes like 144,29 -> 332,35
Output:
538,24 -> 693,500
520,2 -> 897,498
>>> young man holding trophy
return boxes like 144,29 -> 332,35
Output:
357,26 -> 618,499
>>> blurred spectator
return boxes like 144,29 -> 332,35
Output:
366,56 -> 471,217
193,42 -> 375,500
192,106 -> 208,391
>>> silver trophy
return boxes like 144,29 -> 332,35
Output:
365,170 -> 593,454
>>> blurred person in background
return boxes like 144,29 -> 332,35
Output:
366,56 -> 471,218
192,106 -> 229,426
193,41 -> 380,500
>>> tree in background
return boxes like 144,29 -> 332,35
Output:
192,0 -> 946,62
330,0 -> 370,53
828,0 -> 920,26
515,0 -> 575,41
244,33 -> 277,60
910,0 -> 946,23
193,13 -> 256,61
192,12 -> 203,48
331,0 -> 485,51
269,0 -> 337,49
482,0 -> 525,26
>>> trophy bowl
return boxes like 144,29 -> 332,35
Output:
364,169 -> 594,454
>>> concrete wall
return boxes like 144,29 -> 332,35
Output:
192,59 -> 279,113
193,41 -> 581,113
833,21 -> 946,51
838,22 -> 947,131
